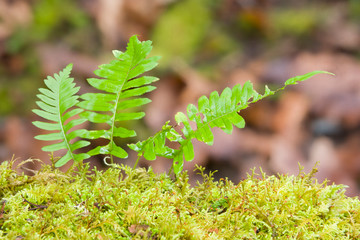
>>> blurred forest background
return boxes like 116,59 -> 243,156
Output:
1,0 -> 360,196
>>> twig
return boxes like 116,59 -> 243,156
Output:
22,195 -> 48,211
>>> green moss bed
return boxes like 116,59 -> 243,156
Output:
1,160 -> 359,239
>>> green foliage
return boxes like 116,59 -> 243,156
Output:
32,64 -> 90,167
78,35 -> 160,163
151,0 -> 212,67
0,89 -> 13,115
129,71 -> 333,174
269,7 -> 325,38
349,0 -> 360,22
32,36 -> 159,167
32,35 -> 333,173
1,161 -> 359,239
7,0 -> 91,53
33,0 -> 89,37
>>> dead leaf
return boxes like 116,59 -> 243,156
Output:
0,0 -> 32,39
273,92 -> 309,139
291,52 -> 360,127
36,44 -> 100,77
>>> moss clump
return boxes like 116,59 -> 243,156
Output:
0,160 -> 359,239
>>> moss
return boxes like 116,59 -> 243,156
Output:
0,160 -> 359,239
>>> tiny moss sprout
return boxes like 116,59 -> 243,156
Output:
1,159 -> 360,239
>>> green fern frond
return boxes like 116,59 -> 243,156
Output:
31,35 -> 333,173
32,64 -> 90,167
129,71 -> 333,174
78,35 -> 160,162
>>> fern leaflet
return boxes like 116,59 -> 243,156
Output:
129,71 -> 333,174
32,64 -> 90,167
78,35 -> 160,163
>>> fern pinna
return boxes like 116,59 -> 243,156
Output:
129,71 -> 332,174
32,64 -> 90,167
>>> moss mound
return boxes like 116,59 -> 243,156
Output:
0,160 -> 359,239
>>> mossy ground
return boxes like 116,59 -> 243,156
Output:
0,159 -> 359,239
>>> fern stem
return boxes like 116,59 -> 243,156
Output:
109,155 -> 114,165
133,155 -> 141,170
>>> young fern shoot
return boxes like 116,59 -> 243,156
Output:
76,36 -> 160,164
32,35 -> 333,173
33,36 -> 159,168
32,64 -> 90,167
129,71 -> 333,174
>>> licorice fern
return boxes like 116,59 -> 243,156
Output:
32,35 -> 332,173
33,36 -> 159,167
129,71 -> 333,174
77,35 -> 160,164
32,64 -> 90,167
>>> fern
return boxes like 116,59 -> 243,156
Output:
129,71 -> 333,174
77,35 -> 160,163
32,35 -> 333,174
32,64 -> 90,167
